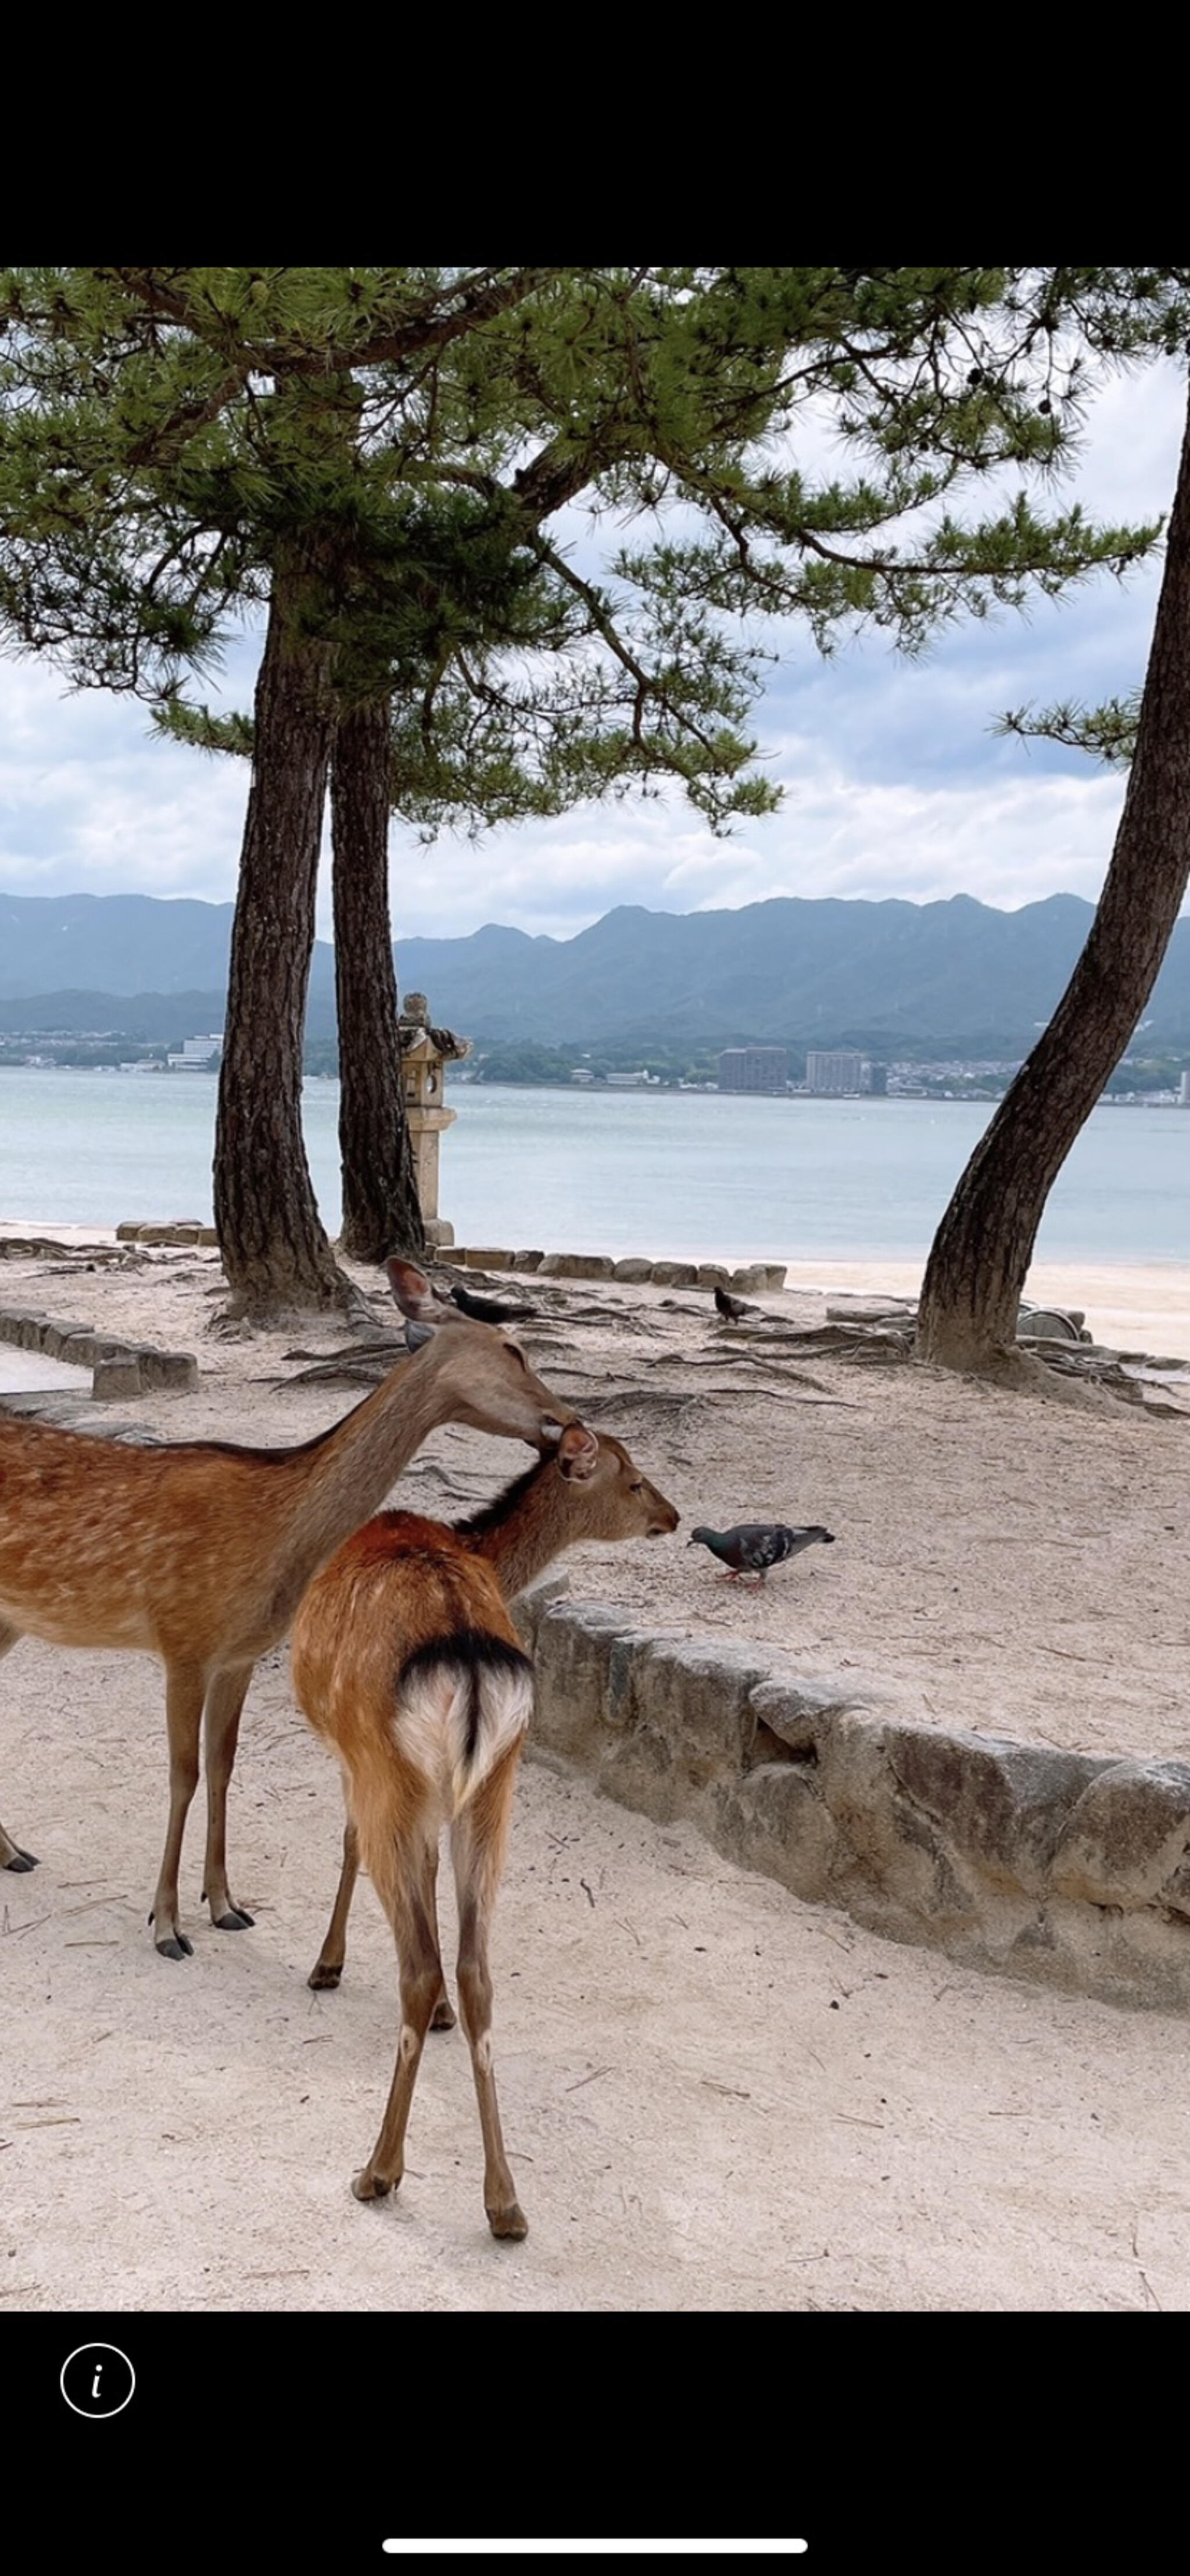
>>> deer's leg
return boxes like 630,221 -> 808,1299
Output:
309,1813 -> 361,1990
150,1661 -> 207,1959
309,1813 -> 455,2022
451,1742 -> 527,2242
0,1620 -> 37,1872
428,1836 -> 457,2030
352,1831 -> 443,2204
200,1662 -> 256,1930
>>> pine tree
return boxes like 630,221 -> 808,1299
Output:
917,373 -> 1190,1374
1,265 -> 1178,1318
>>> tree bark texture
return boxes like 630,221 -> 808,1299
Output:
917,377 -> 1190,1373
214,553 -> 348,1316
331,699 -> 426,1264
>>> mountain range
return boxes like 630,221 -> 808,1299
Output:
2,888 -> 1188,1056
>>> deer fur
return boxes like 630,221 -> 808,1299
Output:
0,1259 -> 583,1959
291,1425 -> 679,2238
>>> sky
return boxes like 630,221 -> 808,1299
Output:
0,359 -> 1184,949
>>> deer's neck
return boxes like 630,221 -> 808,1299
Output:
282,1352 -> 448,1593
470,1473 -> 586,1602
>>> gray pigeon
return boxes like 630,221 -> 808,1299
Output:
687,1522 -> 836,1583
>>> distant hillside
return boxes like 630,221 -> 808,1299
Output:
395,894 -> 1171,1053
0,892 -> 241,999
3,888 -> 1190,1054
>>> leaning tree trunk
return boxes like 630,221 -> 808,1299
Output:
917,377 -> 1190,1375
214,553 -> 350,1318
330,697 -> 425,1264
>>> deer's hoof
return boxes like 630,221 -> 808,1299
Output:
213,1905 -> 255,1931
488,2201 -> 528,2242
352,2167 -> 394,2202
308,1961 -> 343,1991
3,1847 -> 38,1873
155,1931 -> 194,1960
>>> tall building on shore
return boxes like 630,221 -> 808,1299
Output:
805,1049 -> 863,1094
716,1046 -> 788,1093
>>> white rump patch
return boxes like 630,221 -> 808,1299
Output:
394,1656 -> 533,1817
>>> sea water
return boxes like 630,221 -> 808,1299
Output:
1,1068 -> 1187,1264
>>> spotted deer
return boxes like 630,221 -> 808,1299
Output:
291,1425 -> 679,2238
0,1259 -> 586,1960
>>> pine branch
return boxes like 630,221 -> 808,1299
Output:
994,692 -> 1142,766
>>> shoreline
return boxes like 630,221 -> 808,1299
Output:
773,1258 -> 1190,1361
5,1221 -> 1190,1359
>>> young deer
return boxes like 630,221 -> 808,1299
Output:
291,1426 -> 679,2239
0,1259 -> 586,1960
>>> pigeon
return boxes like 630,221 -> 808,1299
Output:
446,1280 -> 539,1326
687,1522 -> 836,1583
714,1285 -> 754,1323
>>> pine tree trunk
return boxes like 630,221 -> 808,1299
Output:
331,698 -> 425,1264
916,377 -> 1190,1375
214,554 -> 350,1318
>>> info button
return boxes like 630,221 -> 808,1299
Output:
60,2344 -> 136,2418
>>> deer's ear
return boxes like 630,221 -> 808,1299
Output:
557,1422 -> 600,1482
403,1319 -> 436,1353
386,1257 -> 445,1321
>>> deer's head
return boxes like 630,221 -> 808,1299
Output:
386,1259 -> 596,1466
561,1429 -> 680,1538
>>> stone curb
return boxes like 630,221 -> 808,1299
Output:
115,1221 -> 219,1246
511,1580 -> 1190,2011
110,1229 -> 784,1293
451,1247 -> 788,1294
0,1308 -> 199,1400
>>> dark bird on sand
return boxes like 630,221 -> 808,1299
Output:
687,1522 -> 836,1583
446,1281 -> 539,1326
714,1285 -> 755,1323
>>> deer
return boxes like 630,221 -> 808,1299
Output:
0,1257 -> 589,1962
290,1422 -> 680,2239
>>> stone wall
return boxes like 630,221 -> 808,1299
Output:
0,1309 -> 198,1399
512,1579 -> 1190,2012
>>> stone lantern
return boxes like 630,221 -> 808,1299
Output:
398,992 -> 471,1248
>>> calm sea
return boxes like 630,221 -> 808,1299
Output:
1,1069 -> 1188,1265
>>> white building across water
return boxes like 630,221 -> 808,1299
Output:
805,1049 -> 863,1094
167,1033 -> 223,1070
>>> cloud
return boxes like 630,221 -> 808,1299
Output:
386,762 -> 1128,940
0,358 -> 1184,943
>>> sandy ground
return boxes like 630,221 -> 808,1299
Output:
3,1233 -> 1190,2313
779,1255 -> 1190,1366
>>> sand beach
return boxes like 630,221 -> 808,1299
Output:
3,1228 -> 1190,2312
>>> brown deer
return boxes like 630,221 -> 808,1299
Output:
291,1425 -> 680,2239
0,1258 -> 587,1960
